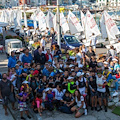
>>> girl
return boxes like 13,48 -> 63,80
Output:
16,88 -> 31,120
33,93 -> 43,116
52,84 -> 64,109
70,90 -> 86,118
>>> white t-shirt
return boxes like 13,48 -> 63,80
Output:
10,74 -> 17,87
52,88 -> 64,100
91,36 -> 97,46
75,96 -> 86,108
96,75 -> 106,93
41,39 -> 45,47
76,52 -> 82,62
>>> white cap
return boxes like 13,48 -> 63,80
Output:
104,61 -> 109,65
67,76 -> 74,80
78,64 -> 83,68
69,64 -> 74,68
86,73 -> 90,76
22,80 -> 29,84
59,69 -> 63,73
77,72 -> 84,77
71,69 -> 74,71
112,58 -> 118,61
45,88 -> 52,92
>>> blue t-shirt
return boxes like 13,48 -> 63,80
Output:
22,53 -> 33,63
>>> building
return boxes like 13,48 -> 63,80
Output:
96,0 -> 120,7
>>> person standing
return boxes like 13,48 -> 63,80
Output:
90,33 -> 97,53
8,51 -> 17,69
35,48 -> 46,69
40,36 -> 46,51
22,48 -> 33,64
0,73 -> 16,116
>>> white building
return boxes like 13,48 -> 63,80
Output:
96,0 -> 120,7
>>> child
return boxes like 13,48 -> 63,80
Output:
33,93 -> 43,116
16,88 -> 31,120
44,88 -> 54,111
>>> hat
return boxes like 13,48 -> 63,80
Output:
45,63 -> 49,65
67,76 -> 74,80
30,68 -> 34,71
104,61 -> 108,65
78,64 -> 83,68
86,73 -> 90,76
15,64 -> 19,67
48,60 -> 52,63
32,70 -> 39,75
112,58 -> 118,62
22,80 -> 29,84
69,64 -> 74,68
59,69 -> 63,73
45,88 -> 52,92
24,63 -> 28,66
71,69 -> 74,71
77,72 -> 84,77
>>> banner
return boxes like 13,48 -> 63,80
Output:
60,12 -> 69,33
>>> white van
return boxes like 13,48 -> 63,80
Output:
5,39 -> 22,56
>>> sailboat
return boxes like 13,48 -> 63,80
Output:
100,11 -> 120,53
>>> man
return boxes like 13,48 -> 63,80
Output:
40,36 -> 46,51
8,51 -> 17,68
19,48 -> 25,62
90,33 -> 97,53
22,48 -> 33,64
0,73 -> 16,115
35,48 -> 46,69
45,49 -> 53,61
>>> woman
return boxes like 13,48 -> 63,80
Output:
52,84 -> 64,109
71,90 -> 85,118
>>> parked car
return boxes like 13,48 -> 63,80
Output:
52,35 -> 82,51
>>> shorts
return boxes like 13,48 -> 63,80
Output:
2,93 -> 15,105
97,91 -> 106,98
18,102 -> 28,111
92,45 -> 96,49
90,89 -> 97,97
74,105 -> 84,113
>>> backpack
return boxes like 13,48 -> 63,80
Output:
79,77 -> 86,88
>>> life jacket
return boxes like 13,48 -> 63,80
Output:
68,81 -> 76,94
79,77 -> 86,88
103,71 -> 113,86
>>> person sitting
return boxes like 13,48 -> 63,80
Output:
60,91 -> 73,114
70,90 -> 86,118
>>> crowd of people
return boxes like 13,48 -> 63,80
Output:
0,40 -> 120,119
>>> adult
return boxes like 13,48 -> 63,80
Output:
54,45 -> 62,59
19,48 -> 25,62
35,48 -> 46,69
8,51 -> 17,68
107,45 -> 117,58
34,46 -> 40,63
90,33 -> 97,53
40,36 -> 46,51
86,46 -> 96,60
0,73 -> 16,115
71,90 -> 85,118
50,27 -> 56,40
45,49 -> 53,61
22,48 -> 33,64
